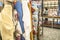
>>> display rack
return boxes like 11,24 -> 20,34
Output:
41,16 -> 60,28
28,1 -> 34,40
41,0 -> 60,29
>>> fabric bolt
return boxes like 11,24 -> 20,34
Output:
1,4 -> 15,40
14,0 -> 25,34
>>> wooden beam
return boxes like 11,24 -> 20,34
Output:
28,1 -> 34,40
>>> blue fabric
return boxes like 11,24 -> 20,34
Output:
37,5 -> 41,9
58,21 -> 60,24
0,2 -> 3,6
14,1 -> 25,33
21,34 -> 25,40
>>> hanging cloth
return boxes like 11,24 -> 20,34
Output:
0,1 -> 3,31
1,4 -> 15,40
14,0 -> 25,40
14,0 -> 25,34
22,0 -> 32,40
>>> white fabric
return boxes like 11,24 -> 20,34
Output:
16,21 -> 22,34
22,0 -> 31,40
14,10 -> 22,34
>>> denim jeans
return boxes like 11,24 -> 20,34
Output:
14,1 -> 25,33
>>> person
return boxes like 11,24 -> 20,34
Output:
44,7 -> 48,16
44,7 -> 48,24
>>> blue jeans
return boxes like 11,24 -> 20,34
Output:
21,34 -> 25,40
14,1 -> 25,33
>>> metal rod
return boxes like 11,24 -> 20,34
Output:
41,0 -> 43,35
37,6 -> 40,40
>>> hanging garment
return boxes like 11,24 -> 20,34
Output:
0,2 -> 3,40
15,21 -> 22,40
14,0 -> 25,34
0,13 -> 2,40
14,0 -> 25,40
0,13 -> 2,32
14,10 -> 21,40
0,2 -> 3,21
22,0 -> 32,40
1,4 -> 15,40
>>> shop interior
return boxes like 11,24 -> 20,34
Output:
0,0 -> 60,40
32,0 -> 60,40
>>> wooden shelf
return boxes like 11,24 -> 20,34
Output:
44,0 -> 58,1
42,24 -> 60,29
54,24 -> 60,28
44,6 -> 58,9
41,21 -> 60,29
41,16 -> 60,18
41,21 -> 52,27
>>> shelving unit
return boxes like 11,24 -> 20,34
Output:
41,16 -> 60,28
40,0 -> 60,29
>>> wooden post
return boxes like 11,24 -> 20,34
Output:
28,1 -> 34,40
41,0 -> 44,35
30,2 -> 34,40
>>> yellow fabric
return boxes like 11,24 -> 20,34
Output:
1,4 -> 15,40
28,2 -> 34,40
0,13 -> 2,32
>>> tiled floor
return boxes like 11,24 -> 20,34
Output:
40,27 -> 60,40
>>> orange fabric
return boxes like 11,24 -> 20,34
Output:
28,1 -> 35,13
31,7 -> 35,13
28,1 -> 34,40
